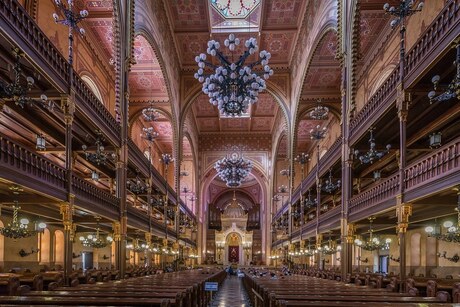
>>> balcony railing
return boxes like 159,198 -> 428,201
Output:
72,173 -> 119,210
73,75 -> 120,141
349,173 -> 400,216
319,135 -> 342,176
0,135 -> 67,198
405,137 -> 460,193
405,0 -> 460,85
0,0 -> 70,90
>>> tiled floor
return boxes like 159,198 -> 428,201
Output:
210,275 -> 252,307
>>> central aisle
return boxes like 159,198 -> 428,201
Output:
210,275 -> 252,307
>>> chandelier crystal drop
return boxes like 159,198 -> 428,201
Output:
309,99 -> 329,120
195,33 -> 273,117
354,129 -> 391,164
0,202 -> 46,239
214,153 -> 252,187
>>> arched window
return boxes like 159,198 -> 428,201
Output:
39,228 -> 51,264
410,233 -> 421,267
81,75 -> 104,105
54,230 -> 65,265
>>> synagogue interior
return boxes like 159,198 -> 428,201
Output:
0,0 -> 459,305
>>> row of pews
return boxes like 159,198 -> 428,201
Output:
0,268 -> 225,306
243,269 -> 458,306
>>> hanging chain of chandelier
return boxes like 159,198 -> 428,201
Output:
354,217 -> 391,251
195,33 -> 273,117
0,48 -> 48,108
82,131 -> 115,165
0,202 -> 46,239
214,153 -> 252,187
428,43 -> 460,104
354,128 -> 391,164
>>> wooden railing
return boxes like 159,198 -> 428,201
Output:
127,137 -> 149,177
405,0 -> 460,84
318,206 -> 341,232
0,0 -> 70,89
349,173 -> 400,215
405,137 -> 460,191
73,75 -> 120,139
72,173 -> 119,209
349,67 -> 399,137
0,135 -> 66,191
319,135 -> 342,176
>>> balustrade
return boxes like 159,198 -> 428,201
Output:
0,0 -> 70,89
349,173 -> 400,216
0,136 -> 66,190
405,0 -> 460,84
405,137 -> 460,191
71,173 -> 119,209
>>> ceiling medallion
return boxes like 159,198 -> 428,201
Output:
195,33 -> 273,117
214,152 -> 252,187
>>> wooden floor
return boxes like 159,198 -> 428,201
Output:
211,275 -> 252,307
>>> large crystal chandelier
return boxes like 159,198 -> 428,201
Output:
214,153 -> 252,187
0,202 -> 46,239
309,99 -> 329,120
195,34 -> 273,117
355,217 -> 391,251
79,219 -> 113,249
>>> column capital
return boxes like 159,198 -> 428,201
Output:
112,221 -> 121,241
60,93 -> 76,125
59,202 -> 73,231
396,203 -> 412,233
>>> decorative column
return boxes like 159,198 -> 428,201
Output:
145,232 -> 152,266
396,203 -> 412,293
315,234 -> 323,270
342,222 -> 355,280
60,201 -> 74,285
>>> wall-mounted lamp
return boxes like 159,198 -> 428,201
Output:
373,170 -> 381,181
102,254 -> 109,260
389,255 -> 400,263
72,252 -> 81,259
357,256 -> 368,263
437,251 -> 459,263
19,248 -> 39,257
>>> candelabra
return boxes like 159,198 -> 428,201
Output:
354,129 -> 391,164
310,125 -> 327,141
0,48 -> 47,108
127,176 -> 147,195
309,99 -> 329,120
79,218 -> 113,249
321,169 -> 341,194
303,189 -> 317,210
82,131 -> 115,165
52,0 -> 89,66
142,104 -> 160,122
428,43 -> 460,103
141,127 -> 159,142
195,34 -> 273,117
